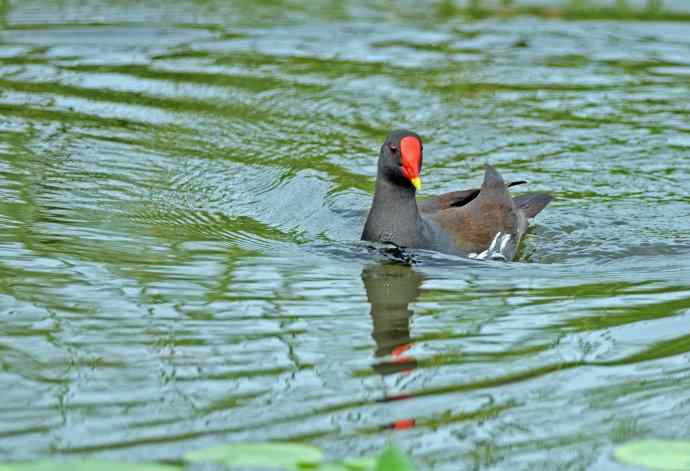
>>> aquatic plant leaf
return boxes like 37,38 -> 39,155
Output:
184,442 -> 323,469
1,461 -> 179,471
343,456 -> 377,470
375,446 -> 415,471
614,440 -> 690,470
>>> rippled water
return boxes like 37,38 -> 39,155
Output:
1,1 -> 690,469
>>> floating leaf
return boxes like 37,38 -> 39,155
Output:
344,456 -> 378,470
375,446 -> 415,471
614,440 -> 690,471
184,442 -> 323,469
1,461 -> 179,471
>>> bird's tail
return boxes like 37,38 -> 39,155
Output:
481,164 -> 507,190
513,193 -> 552,219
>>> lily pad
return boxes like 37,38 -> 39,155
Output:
375,447 -> 415,471
184,442 -> 324,469
614,440 -> 690,471
1,461 -> 179,471
343,456 -> 378,470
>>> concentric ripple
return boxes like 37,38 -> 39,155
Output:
0,1 -> 689,470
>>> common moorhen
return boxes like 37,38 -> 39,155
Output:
361,129 -> 551,260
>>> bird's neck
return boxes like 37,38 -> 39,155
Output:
372,177 -> 418,217
363,177 -> 424,246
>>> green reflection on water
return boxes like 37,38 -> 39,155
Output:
0,1 -> 689,470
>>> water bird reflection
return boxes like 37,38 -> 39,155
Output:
362,262 -> 425,431
362,262 -> 423,376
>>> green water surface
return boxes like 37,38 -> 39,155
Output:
1,1 -> 689,469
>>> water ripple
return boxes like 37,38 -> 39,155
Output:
0,3 -> 689,470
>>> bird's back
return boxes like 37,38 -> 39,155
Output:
425,165 -> 527,260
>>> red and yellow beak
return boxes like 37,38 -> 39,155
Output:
400,136 -> 422,191
410,176 -> 421,191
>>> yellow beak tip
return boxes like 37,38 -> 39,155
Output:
411,177 -> 422,191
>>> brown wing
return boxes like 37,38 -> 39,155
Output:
417,189 -> 480,213
417,180 -> 527,214
425,165 -> 527,258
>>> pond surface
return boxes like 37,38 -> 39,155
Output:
1,1 -> 689,469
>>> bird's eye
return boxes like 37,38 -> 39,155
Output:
388,144 -> 397,152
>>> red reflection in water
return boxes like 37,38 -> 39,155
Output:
363,264 -> 423,432
392,418 -> 416,430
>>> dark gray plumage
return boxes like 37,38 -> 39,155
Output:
362,130 -> 551,260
